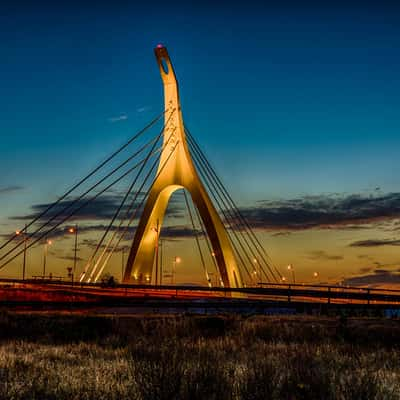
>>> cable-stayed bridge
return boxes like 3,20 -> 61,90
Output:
1,46 -> 399,311
0,45 -> 280,290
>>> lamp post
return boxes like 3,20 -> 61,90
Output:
172,256 -> 181,285
67,267 -> 73,284
121,247 -> 125,282
287,264 -> 295,284
16,225 -> 28,280
43,239 -> 52,278
252,257 -> 262,285
68,225 -> 78,281
313,271 -> 319,284
151,219 -> 160,286
159,239 -> 164,286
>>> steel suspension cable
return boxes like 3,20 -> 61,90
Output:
187,128 -> 279,272
84,121 -> 169,282
184,144 -> 255,284
182,190 -> 211,287
0,148 -> 163,272
0,132 -> 162,265
187,135 -> 275,283
187,137 -> 272,283
87,125 -> 178,282
0,111 -> 165,253
93,138 -> 181,282
191,200 -> 223,286
186,128 -> 281,282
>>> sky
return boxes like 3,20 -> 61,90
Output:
0,1 -> 400,287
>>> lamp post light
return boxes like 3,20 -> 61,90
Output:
287,264 -> 295,284
43,239 -> 52,278
313,271 -> 319,284
151,219 -> 160,286
16,225 -> 28,280
252,257 -> 260,285
159,239 -> 164,286
68,225 -> 78,281
281,276 -> 287,283
172,256 -> 181,285
121,247 -> 125,283
67,267 -> 73,284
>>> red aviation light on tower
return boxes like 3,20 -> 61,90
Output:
156,44 -> 164,48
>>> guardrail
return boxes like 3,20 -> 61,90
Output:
0,278 -> 399,306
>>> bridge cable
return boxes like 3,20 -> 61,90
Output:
186,128 -> 281,282
0,146 -> 166,272
83,110 -> 176,282
188,140 -> 278,285
184,131 -> 264,283
190,154 -> 255,285
92,137 -> 181,282
0,111 -> 165,253
0,132 -> 163,265
187,139 -> 271,284
84,129 -> 164,282
191,202 -> 224,287
182,189 -> 211,287
184,141 -> 256,284
188,127 -> 281,280
86,124 -> 179,282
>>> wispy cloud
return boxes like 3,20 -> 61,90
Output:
343,269 -> 400,286
108,114 -> 128,123
0,186 -> 24,196
271,231 -> 292,237
10,195 -> 132,222
230,192 -> 400,231
306,250 -> 344,261
136,106 -> 152,114
349,239 -> 400,247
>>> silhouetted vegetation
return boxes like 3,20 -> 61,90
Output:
0,311 -> 399,399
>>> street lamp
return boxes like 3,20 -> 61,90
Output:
68,225 -> 78,281
67,267 -> 73,283
287,264 -> 295,284
121,247 -> 126,282
43,239 -> 52,278
151,219 -> 160,286
281,276 -> 287,283
172,256 -> 181,285
16,225 -> 28,280
159,239 -> 164,286
252,257 -> 260,285
313,271 -> 319,284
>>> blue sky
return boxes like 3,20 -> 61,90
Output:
1,1 -> 400,285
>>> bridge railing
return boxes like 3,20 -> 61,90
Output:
0,278 -> 399,306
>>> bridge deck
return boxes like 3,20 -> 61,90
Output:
0,279 -> 399,313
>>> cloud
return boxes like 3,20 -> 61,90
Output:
232,192 -> 400,231
10,190 -> 186,225
81,238 -> 131,252
160,225 -> 201,240
359,267 -> 373,274
307,250 -> 344,261
343,269 -> 400,286
136,106 -> 152,113
271,231 -> 292,237
56,255 -> 85,262
358,254 -> 373,260
10,194 -> 144,222
349,239 -> 400,247
108,114 -> 128,123
0,186 -> 24,195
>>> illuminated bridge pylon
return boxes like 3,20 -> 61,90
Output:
123,46 -> 242,288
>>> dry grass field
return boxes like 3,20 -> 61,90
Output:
0,311 -> 399,399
